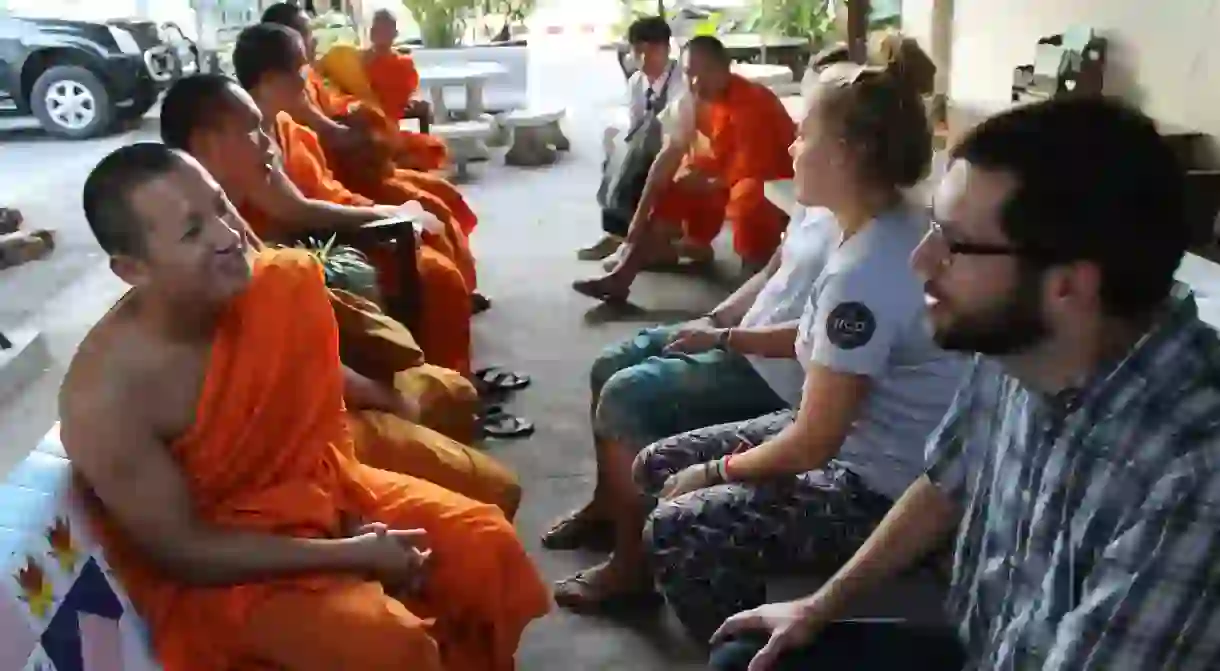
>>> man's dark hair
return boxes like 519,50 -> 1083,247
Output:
232,22 -> 301,91
626,16 -> 671,46
684,35 -> 730,67
82,143 -> 183,258
160,73 -> 236,150
952,96 -> 1188,318
261,1 -> 304,27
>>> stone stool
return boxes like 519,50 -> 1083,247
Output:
427,119 -> 496,180
501,107 -> 569,167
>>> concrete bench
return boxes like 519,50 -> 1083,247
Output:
501,107 -> 569,167
430,118 -> 497,180
0,425 -> 161,670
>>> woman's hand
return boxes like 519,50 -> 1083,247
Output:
659,461 -> 720,500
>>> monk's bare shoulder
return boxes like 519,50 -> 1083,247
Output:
60,297 -> 207,447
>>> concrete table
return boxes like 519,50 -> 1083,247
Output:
418,62 -> 507,162
417,61 -> 507,122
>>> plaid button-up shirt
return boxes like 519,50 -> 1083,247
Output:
927,286 -> 1220,670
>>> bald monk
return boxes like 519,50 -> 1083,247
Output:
574,35 -> 796,302
262,2 -> 468,218
313,10 -> 447,172
63,144 -> 549,671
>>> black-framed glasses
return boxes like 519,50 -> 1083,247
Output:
924,211 -> 1076,264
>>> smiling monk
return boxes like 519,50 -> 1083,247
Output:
63,143 -> 548,671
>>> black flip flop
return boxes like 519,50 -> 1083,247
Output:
472,292 -> 492,315
474,366 -> 531,396
479,406 -> 535,439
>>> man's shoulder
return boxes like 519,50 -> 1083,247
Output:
62,305 -> 155,424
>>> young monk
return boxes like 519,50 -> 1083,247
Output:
160,71 -> 532,439
62,143 -> 550,671
312,9 -> 447,171
574,36 -> 796,302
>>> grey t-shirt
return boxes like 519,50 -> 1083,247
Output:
794,207 -> 966,499
740,207 -> 839,406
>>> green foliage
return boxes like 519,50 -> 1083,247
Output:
752,0 -> 834,40
402,0 -> 481,47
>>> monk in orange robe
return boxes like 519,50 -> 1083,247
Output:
263,3 -> 464,197
574,35 -> 796,302
224,23 -> 477,375
64,144 -> 548,671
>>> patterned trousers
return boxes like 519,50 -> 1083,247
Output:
634,410 -> 895,641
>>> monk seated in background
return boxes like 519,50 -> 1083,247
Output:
63,144 -> 550,671
317,9 -> 447,171
160,70 -> 532,439
574,36 -> 796,303
262,2 -> 456,184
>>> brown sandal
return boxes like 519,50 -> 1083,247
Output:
553,569 -> 663,614
540,510 -> 614,551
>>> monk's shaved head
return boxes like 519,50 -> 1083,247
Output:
83,143 -> 188,257
261,1 -> 307,30
372,8 -> 395,24
685,35 -> 730,68
369,8 -> 399,49
233,22 -> 303,91
161,73 -> 243,151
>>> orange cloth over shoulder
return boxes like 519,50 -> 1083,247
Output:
307,63 -> 450,174
654,74 -> 795,264
267,112 -> 475,374
362,50 -> 450,170
88,249 -> 548,671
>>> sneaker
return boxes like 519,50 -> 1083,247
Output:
577,235 -> 624,261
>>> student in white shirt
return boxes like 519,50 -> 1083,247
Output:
581,15 -> 687,262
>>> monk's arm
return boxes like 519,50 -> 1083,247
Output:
61,390 -> 375,585
707,245 -> 785,327
628,134 -> 693,236
239,165 -> 394,234
343,366 -> 419,420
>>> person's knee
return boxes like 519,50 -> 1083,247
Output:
589,329 -> 667,394
642,499 -> 687,562
594,366 -> 663,445
631,442 -> 667,493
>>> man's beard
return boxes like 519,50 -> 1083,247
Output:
933,268 -> 1050,356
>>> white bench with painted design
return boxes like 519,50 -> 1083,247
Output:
0,425 -> 161,670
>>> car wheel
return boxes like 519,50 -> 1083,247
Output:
30,65 -> 114,139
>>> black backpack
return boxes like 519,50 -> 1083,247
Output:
597,61 -> 679,235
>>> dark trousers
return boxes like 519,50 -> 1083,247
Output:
602,208 -> 630,237
709,620 -> 965,671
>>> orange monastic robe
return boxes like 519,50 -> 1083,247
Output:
88,250 -> 549,671
362,50 -> 449,171
305,67 -> 464,220
653,74 -> 795,265
269,112 -> 475,375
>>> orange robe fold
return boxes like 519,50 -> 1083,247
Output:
268,112 -> 474,374
654,74 -> 795,264
306,64 -> 454,183
362,50 -> 449,171
88,249 -> 548,671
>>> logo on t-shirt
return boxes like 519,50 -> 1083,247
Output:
826,302 -> 876,350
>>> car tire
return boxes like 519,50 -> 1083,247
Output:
30,65 -> 114,140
